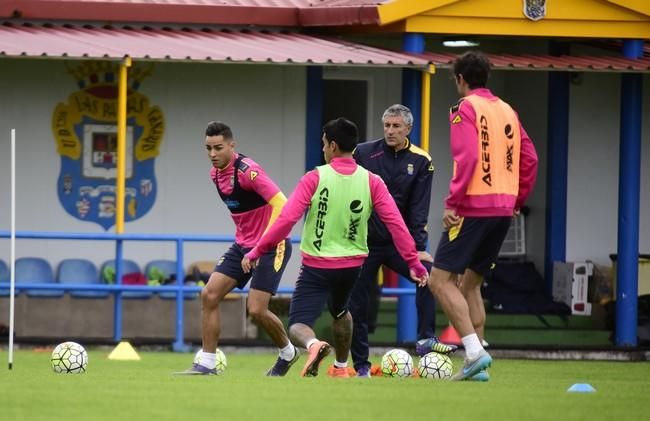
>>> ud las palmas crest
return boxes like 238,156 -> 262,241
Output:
523,0 -> 546,21
52,61 -> 164,230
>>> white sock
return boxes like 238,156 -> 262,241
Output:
279,343 -> 296,361
462,333 -> 483,360
198,351 -> 217,369
305,338 -> 318,350
334,360 -> 348,368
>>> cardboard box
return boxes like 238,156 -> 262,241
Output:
553,261 -> 593,316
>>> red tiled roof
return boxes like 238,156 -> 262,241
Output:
0,22 -> 427,67
420,52 -> 650,73
0,0 -> 384,26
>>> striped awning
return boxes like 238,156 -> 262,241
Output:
419,52 -> 650,73
0,22 -> 426,68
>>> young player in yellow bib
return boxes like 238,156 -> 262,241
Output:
428,52 -> 538,381
242,118 -> 428,378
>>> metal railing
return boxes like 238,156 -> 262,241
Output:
0,230 -> 417,351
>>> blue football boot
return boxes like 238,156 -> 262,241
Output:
452,349 -> 492,381
266,346 -> 300,376
174,363 -> 218,375
355,365 -> 371,378
469,370 -> 490,382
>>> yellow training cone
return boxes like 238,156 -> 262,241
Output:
108,341 -> 141,361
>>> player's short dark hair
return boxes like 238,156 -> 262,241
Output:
205,121 -> 233,139
453,51 -> 490,89
323,118 -> 358,153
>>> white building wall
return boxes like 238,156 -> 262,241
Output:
0,59 -> 306,286
565,73 -> 650,265
0,58 -> 648,286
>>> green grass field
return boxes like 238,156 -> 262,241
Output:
1,349 -> 649,420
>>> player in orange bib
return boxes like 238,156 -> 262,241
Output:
427,51 -> 539,381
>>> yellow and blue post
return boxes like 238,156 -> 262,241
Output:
420,64 -> 434,153
113,56 -> 131,342
616,40 -> 644,347
398,33 -> 425,342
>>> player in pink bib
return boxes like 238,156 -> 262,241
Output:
177,122 -> 297,376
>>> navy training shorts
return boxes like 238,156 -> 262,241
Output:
214,239 -> 292,295
433,216 -> 511,276
288,265 -> 362,328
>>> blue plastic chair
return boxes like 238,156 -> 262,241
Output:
0,259 -> 12,297
15,257 -> 63,298
100,259 -> 152,299
57,258 -> 108,298
144,259 -> 196,300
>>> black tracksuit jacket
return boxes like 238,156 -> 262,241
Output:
353,138 -> 434,251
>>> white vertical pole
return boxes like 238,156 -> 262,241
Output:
8,129 -> 16,370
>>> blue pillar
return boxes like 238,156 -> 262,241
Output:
113,239 -> 124,342
544,42 -> 570,293
622,40 -> 644,59
401,34 -> 424,144
397,33 -> 425,342
616,40 -> 643,347
305,66 -> 324,171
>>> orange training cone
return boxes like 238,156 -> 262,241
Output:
439,325 -> 462,346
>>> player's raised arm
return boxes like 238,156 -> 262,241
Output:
242,170 -> 319,272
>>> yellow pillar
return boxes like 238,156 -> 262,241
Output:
420,64 -> 435,152
116,57 -> 131,234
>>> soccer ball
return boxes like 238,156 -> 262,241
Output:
381,349 -> 413,378
193,348 -> 227,375
418,352 -> 453,379
51,342 -> 88,374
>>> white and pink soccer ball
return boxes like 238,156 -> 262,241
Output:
380,348 -> 414,377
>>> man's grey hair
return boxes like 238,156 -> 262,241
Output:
382,104 -> 413,126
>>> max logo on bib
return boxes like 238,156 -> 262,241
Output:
52,61 -> 164,230
347,200 -> 363,241
505,124 -> 514,172
347,217 -> 360,241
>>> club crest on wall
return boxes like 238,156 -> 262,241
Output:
523,0 -> 546,21
52,61 -> 164,230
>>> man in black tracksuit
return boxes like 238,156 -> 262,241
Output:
349,104 -> 437,377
